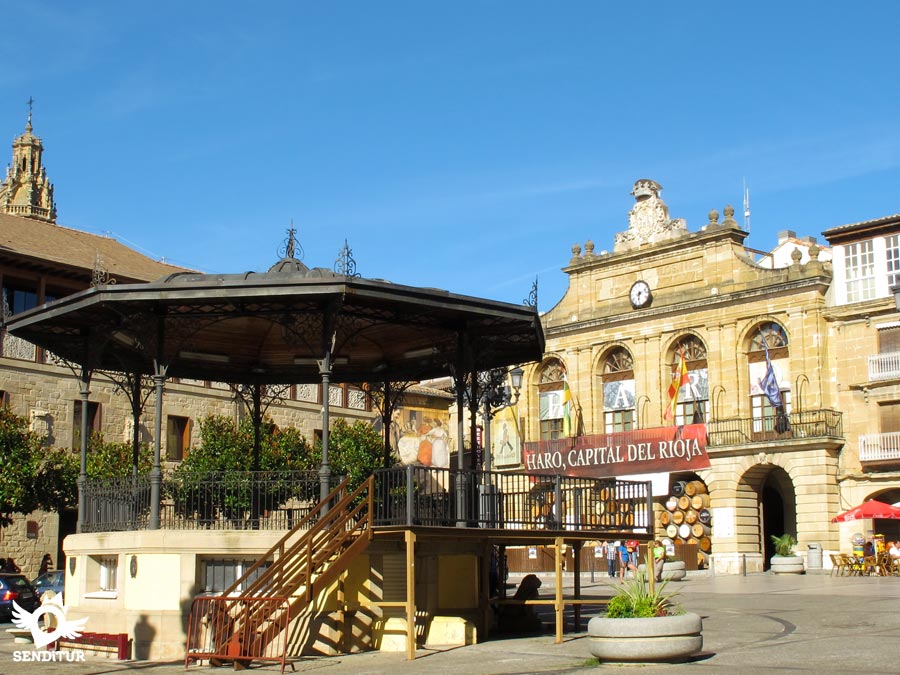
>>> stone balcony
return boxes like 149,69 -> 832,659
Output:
859,431 -> 900,467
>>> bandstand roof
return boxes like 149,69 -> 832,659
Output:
5,259 -> 544,385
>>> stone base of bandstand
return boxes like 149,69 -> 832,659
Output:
710,552 -> 764,575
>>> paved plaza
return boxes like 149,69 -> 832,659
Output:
1,571 -> 898,675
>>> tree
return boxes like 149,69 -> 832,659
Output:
309,417 -> 394,492
0,407 -> 78,525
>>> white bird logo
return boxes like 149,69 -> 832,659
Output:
12,594 -> 89,649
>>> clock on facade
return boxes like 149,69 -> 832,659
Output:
629,280 -> 652,309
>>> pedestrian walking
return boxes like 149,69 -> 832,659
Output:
605,540 -> 617,577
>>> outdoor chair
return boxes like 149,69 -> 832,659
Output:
829,553 -> 849,577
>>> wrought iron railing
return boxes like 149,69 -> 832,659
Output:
81,467 -> 652,534
859,432 -> 900,463
371,465 -> 652,531
706,408 -> 842,447
81,471 -> 324,533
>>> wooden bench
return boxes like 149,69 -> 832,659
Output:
55,632 -> 131,660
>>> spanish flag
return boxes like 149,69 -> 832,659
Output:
664,349 -> 689,422
561,374 -> 574,436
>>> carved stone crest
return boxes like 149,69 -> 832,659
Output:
614,179 -> 687,252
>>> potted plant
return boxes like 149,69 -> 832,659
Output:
769,533 -> 804,574
588,549 -> 703,663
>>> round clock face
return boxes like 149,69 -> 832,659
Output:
629,280 -> 652,308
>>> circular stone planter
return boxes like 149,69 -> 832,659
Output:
770,555 -> 805,574
637,560 -> 687,581
588,612 -> 703,663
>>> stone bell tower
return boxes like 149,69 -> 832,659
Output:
0,99 -> 57,223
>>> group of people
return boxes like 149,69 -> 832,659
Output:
600,540 -> 667,582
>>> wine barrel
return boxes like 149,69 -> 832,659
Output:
698,508 -> 712,524
619,502 -> 631,513
671,480 -> 687,497
600,487 -> 614,501
684,480 -> 707,497
606,500 -> 618,514
692,522 -> 711,538
672,510 -> 685,525
699,535 -> 712,552
691,493 -> 711,509
687,537 -> 699,547
601,513 -> 613,526
665,496 -> 679,512
678,523 -> 692,540
661,537 -> 673,547
666,524 -> 679,538
623,512 -> 635,526
678,495 -> 691,510
684,509 -> 699,525
659,511 -> 672,527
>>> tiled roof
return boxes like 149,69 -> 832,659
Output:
822,213 -> 900,239
0,211 -> 190,282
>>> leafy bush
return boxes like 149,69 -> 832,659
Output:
771,533 -> 797,557
86,432 -> 153,479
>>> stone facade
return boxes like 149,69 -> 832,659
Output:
513,181 -> 847,573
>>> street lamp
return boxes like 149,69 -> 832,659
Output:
476,366 -> 523,527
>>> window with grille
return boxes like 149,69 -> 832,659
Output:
845,239 -> 876,302
199,558 -> 271,594
99,555 -> 118,592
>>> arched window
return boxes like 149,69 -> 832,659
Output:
667,335 -> 708,425
602,347 -> 634,433
748,322 -> 790,433
538,359 -> 567,440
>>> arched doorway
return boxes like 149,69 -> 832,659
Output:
738,464 -> 797,570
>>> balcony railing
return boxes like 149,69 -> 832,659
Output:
707,409 -> 842,447
81,467 -> 652,534
859,432 -> 900,464
868,352 -> 900,382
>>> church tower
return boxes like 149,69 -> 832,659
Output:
0,100 -> 57,223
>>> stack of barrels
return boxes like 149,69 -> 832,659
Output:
659,480 -> 712,565
591,486 -> 635,527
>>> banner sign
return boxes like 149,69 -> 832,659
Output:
523,424 -> 710,478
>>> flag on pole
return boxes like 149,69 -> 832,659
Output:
664,349 -> 689,421
561,373 -> 574,436
759,339 -> 783,408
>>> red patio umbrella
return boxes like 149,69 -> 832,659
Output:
831,500 -> 900,523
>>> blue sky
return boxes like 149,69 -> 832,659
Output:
2,2 -> 899,311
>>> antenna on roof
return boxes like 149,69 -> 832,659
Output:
743,177 -> 751,231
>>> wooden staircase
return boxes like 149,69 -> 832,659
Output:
185,475 -> 374,672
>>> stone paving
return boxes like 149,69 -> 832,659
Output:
1,571 -> 898,675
